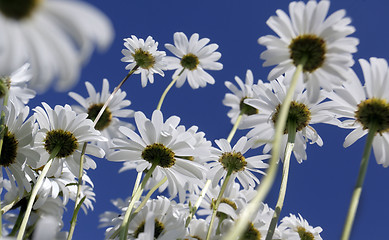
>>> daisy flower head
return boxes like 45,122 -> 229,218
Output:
165,32 -> 223,89
0,102 -> 39,200
208,136 -> 269,189
0,0 -> 113,92
100,196 -> 186,240
108,110 -> 208,200
279,213 -> 323,240
258,0 -> 359,102
33,102 -> 106,177
69,78 -> 134,152
241,71 -> 336,163
326,57 -> 389,167
121,35 -> 167,87
223,69 -> 269,124
0,63 -> 36,111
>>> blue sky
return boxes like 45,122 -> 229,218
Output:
32,0 -> 389,239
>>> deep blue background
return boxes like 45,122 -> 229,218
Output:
30,0 -> 389,239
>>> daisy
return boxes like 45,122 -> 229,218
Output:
279,213 -> 323,240
241,71 -> 337,163
165,32 -> 223,89
100,196 -> 186,240
108,110 -> 207,200
0,102 -> 39,200
33,102 -> 106,177
0,63 -> 36,111
69,78 -> 134,152
220,202 -> 282,240
258,0 -> 358,102
121,35 -> 167,87
223,69 -> 269,124
0,0 -> 113,92
208,136 -> 269,189
325,58 -> 389,167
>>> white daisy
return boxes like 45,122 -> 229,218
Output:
100,196 -> 186,240
325,57 -> 389,167
220,202 -> 281,240
0,0 -> 113,92
208,136 -> 269,190
242,71 -> 337,163
279,213 -> 323,240
121,35 -> 167,87
0,63 -> 36,111
223,69 -> 268,124
0,102 -> 39,200
258,0 -> 358,102
165,32 -> 223,89
195,182 -> 256,220
69,78 -> 134,152
108,110 -> 207,200
33,102 -> 106,177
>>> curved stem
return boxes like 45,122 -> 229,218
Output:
119,164 -> 157,240
227,113 -> 243,143
67,142 -> 88,240
223,63 -> 304,240
341,126 -> 376,240
206,170 -> 233,240
94,65 -> 139,126
265,123 -> 296,240
133,176 -> 167,214
132,172 -> 143,196
16,145 -> 61,240
156,68 -> 184,111
185,179 -> 211,227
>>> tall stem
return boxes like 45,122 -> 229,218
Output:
265,122 -> 296,240
341,126 -> 376,240
133,176 -> 167,214
185,179 -> 211,227
223,63 -> 304,240
206,170 -> 233,240
227,113 -> 243,143
67,66 -> 139,240
119,164 -> 157,240
156,69 -> 184,111
16,145 -> 61,240
67,143 -> 87,240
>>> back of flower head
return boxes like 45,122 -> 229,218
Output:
0,0 -> 114,92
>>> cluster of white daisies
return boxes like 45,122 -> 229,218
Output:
0,0 -> 388,239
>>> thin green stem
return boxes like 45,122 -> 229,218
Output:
132,171 -> 143,196
16,145 -> 61,240
223,63 -> 304,240
156,68 -> 185,111
185,179 -> 211,227
9,200 -> 27,236
227,113 -> 243,143
265,122 -> 296,240
94,65 -> 139,126
133,176 -> 167,214
119,163 -> 157,240
0,88 -> 9,236
66,66 -> 139,240
206,170 -> 233,240
341,126 -> 377,240
67,142 -> 88,240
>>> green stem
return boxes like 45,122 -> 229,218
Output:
227,113 -> 243,143
156,68 -> 184,111
9,199 -> 27,236
119,164 -> 157,240
16,145 -> 61,240
0,88 -> 9,236
223,63 -> 304,240
265,122 -> 296,240
341,126 -> 377,240
185,179 -> 211,227
94,65 -> 139,126
206,170 -> 233,240
133,176 -> 167,214
67,142 -> 88,240
132,171 -> 143,196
